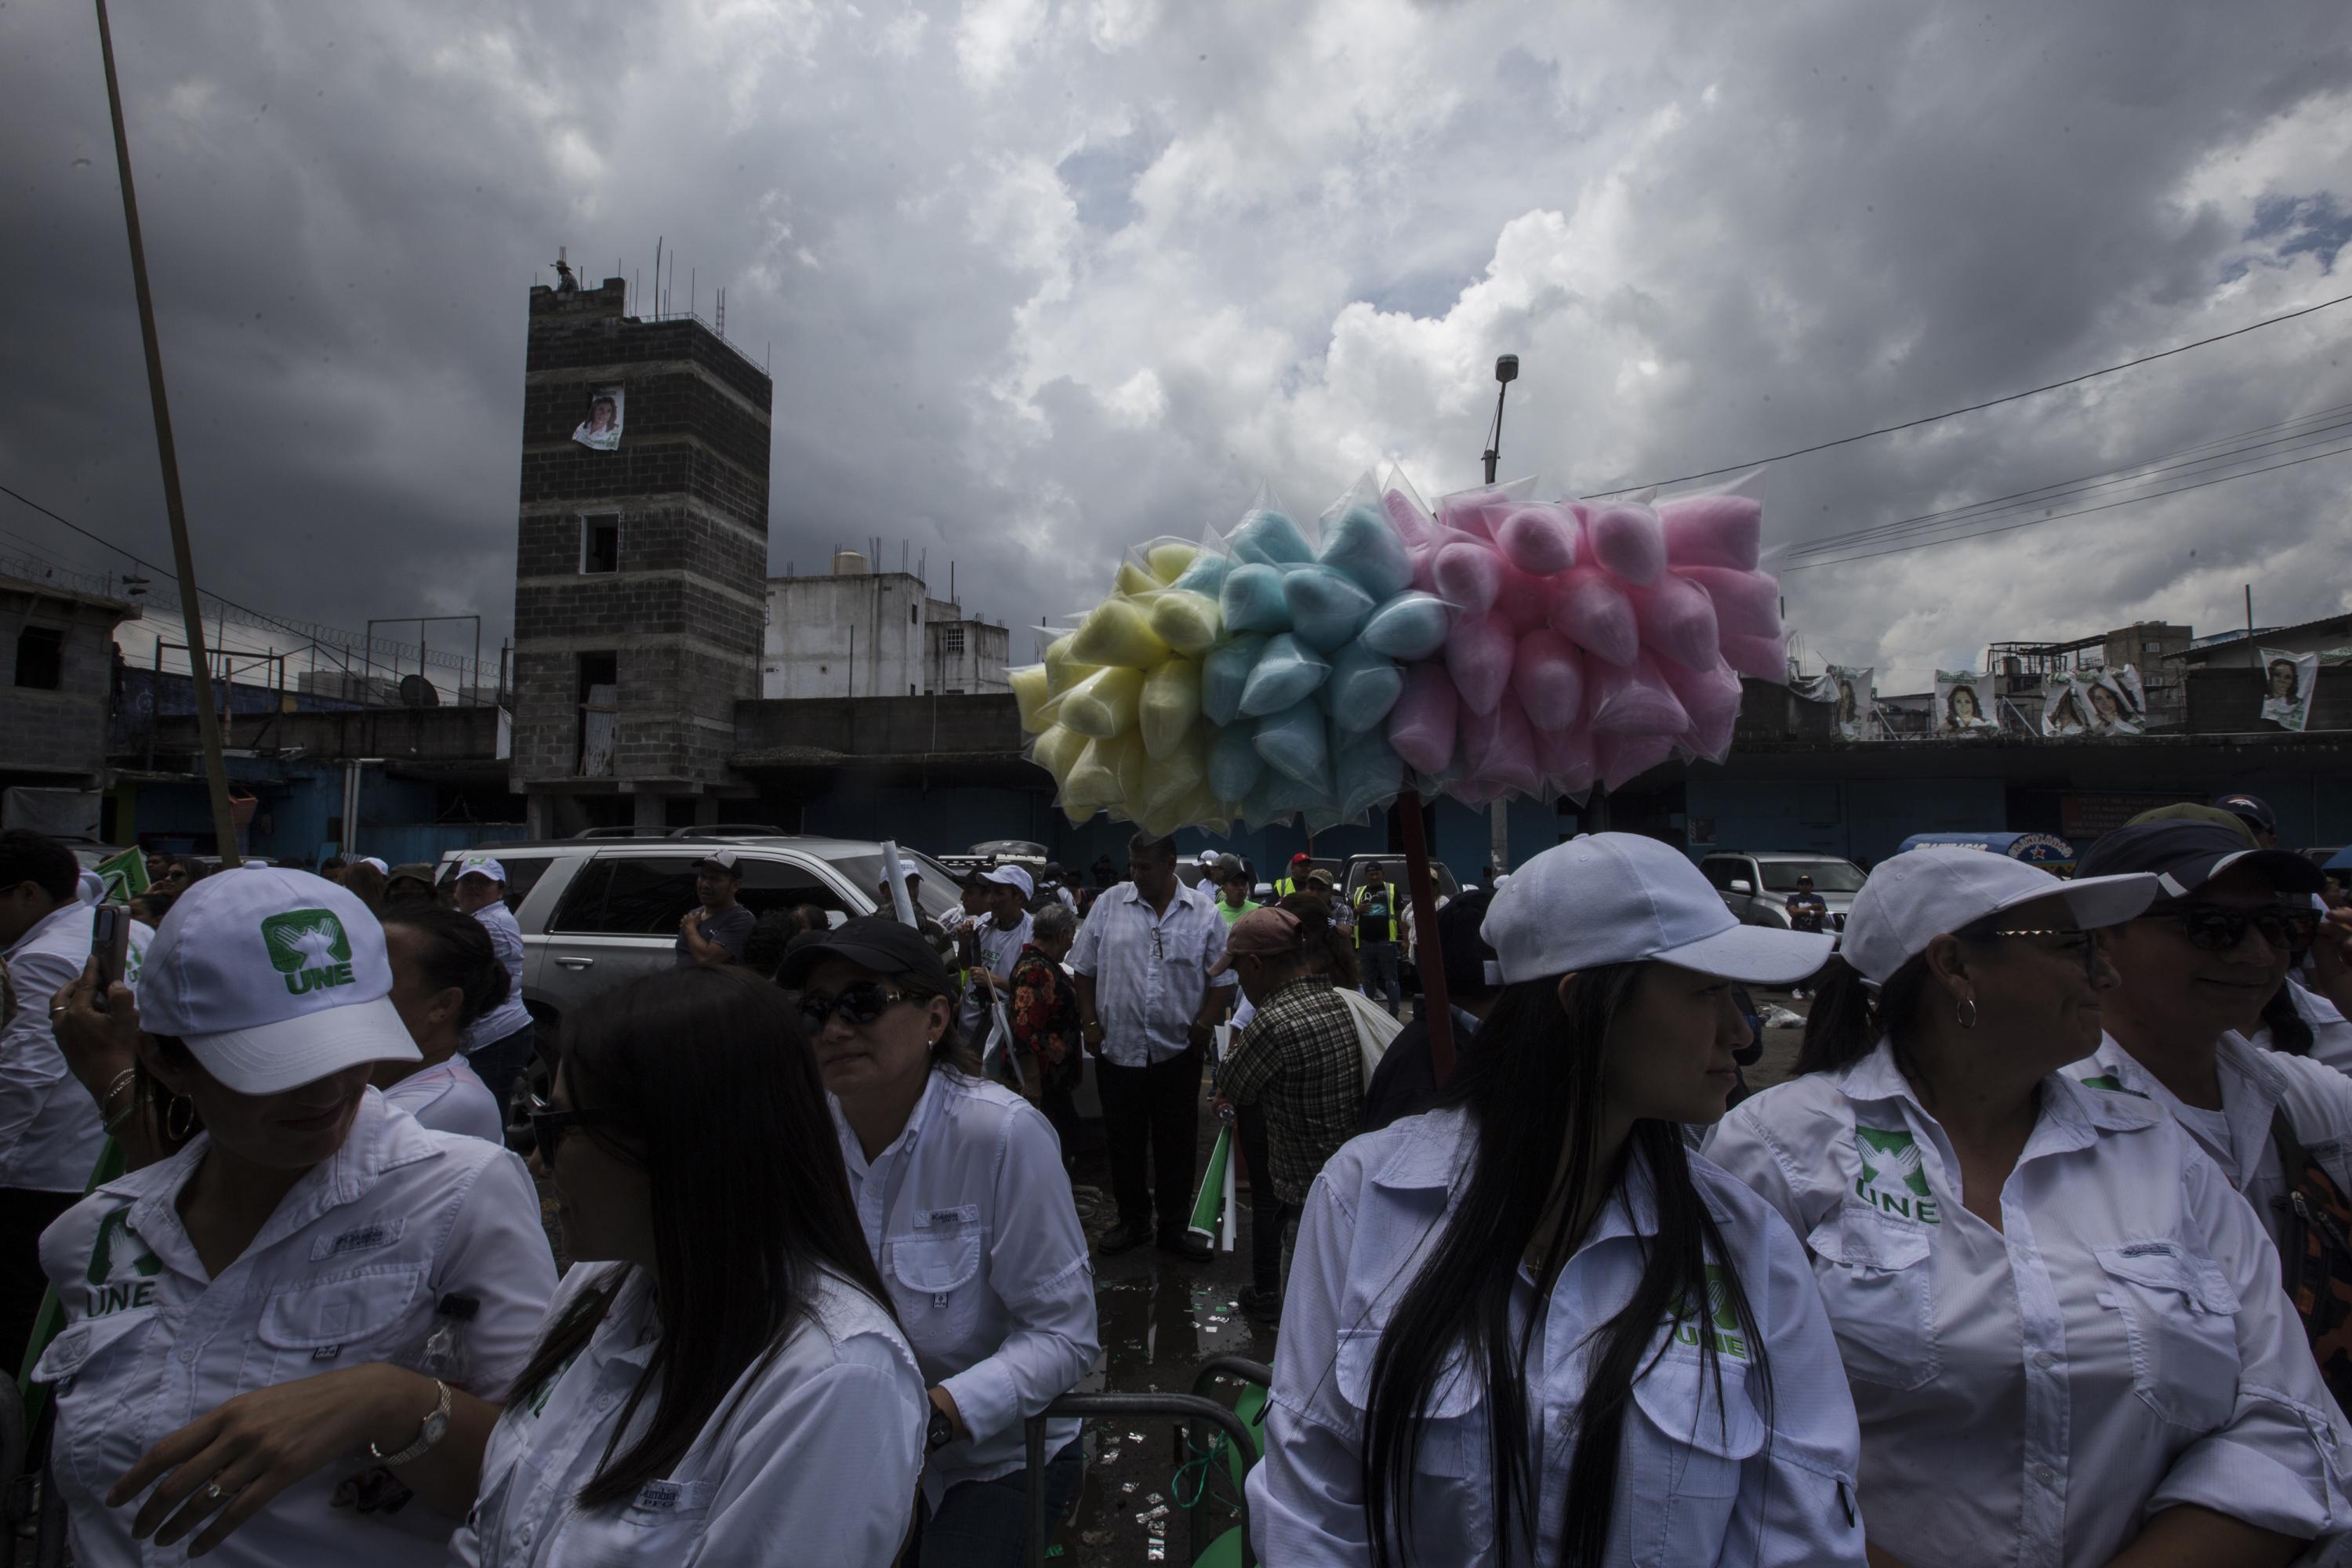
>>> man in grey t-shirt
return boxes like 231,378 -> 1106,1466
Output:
677,851 -> 757,966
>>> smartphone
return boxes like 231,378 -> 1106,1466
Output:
90,906 -> 130,1014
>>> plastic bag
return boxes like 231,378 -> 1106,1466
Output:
1254,700 -> 1331,788
1672,566 -> 1782,640
1445,611 -> 1517,717
1358,592 -> 1452,660
1659,657 -> 1743,733
1138,728 -> 1208,819
1432,539 -> 1506,615
1147,589 -> 1223,657
1201,634 -> 1267,726
1059,665 -> 1145,739
1494,562 -> 1553,634
1068,597 -> 1170,670
1042,633 -> 1097,697
1659,492 -> 1762,571
1719,632 -> 1788,682
1170,549 -> 1233,599
1584,501 -> 1666,586
1588,653 -> 1693,737
1114,561 -> 1161,599
1386,663 -> 1460,776
1325,639 -> 1404,732
1463,695 -> 1543,799
1510,630 -> 1586,730
1209,720 -> 1265,802
1220,562 -> 1294,637
1381,476 -> 1438,555
1597,731 -> 1675,792
1436,477 -> 1534,541
1141,659 -> 1202,757
1548,566 -> 1639,667
1334,726 -> 1404,820
1284,563 -> 1377,651
1009,664 -> 1055,734
1536,721 -> 1597,799
1319,486 -> 1417,600
1227,508 -> 1316,567
1144,539 -> 1200,584
1629,574 -> 1721,673
1032,724 -> 1089,788
1240,633 -> 1331,717
1496,503 -> 1580,576
1062,736 -> 1127,813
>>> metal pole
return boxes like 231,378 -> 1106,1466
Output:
93,0 -> 241,865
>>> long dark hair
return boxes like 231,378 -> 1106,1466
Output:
1361,967 -> 1770,1566
506,967 -> 893,1509
1795,915 -> 2003,1093
380,906 -> 510,1031
2262,982 -> 2315,1056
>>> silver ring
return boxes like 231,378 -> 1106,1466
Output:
204,1483 -> 223,1501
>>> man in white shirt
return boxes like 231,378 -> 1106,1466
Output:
1070,833 -> 1233,1259
452,857 -> 536,1116
0,829 -> 107,1367
960,864 -> 1035,1043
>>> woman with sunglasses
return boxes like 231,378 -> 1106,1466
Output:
2060,818 -> 2352,1263
1708,848 -> 2352,1566
779,917 -> 1098,1567
40,867 -> 557,1565
455,967 -> 928,1566
1250,835 -> 1865,1566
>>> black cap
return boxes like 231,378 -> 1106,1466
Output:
2075,820 -> 2322,898
2212,792 -> 2278,837
776,915 -> 953,990
1436,888 -> 1499,998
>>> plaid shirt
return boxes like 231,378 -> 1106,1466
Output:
1219,979 -> 1364,1206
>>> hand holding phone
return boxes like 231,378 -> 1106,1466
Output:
89,907 -> 130,1014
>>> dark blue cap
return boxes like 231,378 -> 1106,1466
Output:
2211,792 -> 2278,836
2076,820 -> 2320,899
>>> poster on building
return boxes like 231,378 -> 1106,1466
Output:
1934,670 -> 1996,735
1828,665 -> 1877,739
2086,665 -> 2146,735
2042,677 -> 2094,736
2261,648 -> 2318,732
572,385 -> 625,452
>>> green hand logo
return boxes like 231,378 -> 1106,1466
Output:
262,909 -> 352,974
1856,1126 -> 1931,1196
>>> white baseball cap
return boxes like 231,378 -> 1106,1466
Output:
78,870 -> 104,906
138,866 -> 419,1094
354,857 -> 389,875
1483,833 -> 1832,985
1840,850 -> 2160,986
978,864 -> 1036,898
456,855 -> 507,883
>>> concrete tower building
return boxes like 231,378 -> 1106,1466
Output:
507,275 -> 773,834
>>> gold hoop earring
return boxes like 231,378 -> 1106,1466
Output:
165,1095 -> 197,1142
1956,996 -> 1979,1030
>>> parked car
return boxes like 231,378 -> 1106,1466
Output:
1698,851 -> 1867,931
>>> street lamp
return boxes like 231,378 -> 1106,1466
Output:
1481,354 -> 1519,485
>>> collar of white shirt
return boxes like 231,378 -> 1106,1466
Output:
4,897 -> 89,960
1364,1106 -> 1742,1236
1099,880 -> 1217,921
1845,1035 -> 2162,1149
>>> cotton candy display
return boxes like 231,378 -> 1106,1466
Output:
1015,469 -> 1782,831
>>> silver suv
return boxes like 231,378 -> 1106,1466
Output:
1698,852 -> 1866,931
434,832 -> 965,1030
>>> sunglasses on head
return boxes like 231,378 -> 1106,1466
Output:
792,980 -> 910,1033
527,1092 -> 618,1160
2143,903 -> 2320,957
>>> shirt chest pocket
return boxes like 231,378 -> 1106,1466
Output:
2094,1240 -> 2241,1431
1334,1328 -> 1494,1556
563,1478 -> 717,1567
249,1263 -> 428,1386
888,1227 -> 985,1340
1807,1203 -> 1938,1391
36,1310 -> 162,1503
1623,1354 -> 1766,1567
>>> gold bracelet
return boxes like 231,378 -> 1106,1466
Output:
98,1069 -> 138,1132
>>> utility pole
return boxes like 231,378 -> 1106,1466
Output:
1483,354 -> 1519,875
94,0 -> 242,864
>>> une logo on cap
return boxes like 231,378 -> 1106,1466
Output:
264,909 -> 358,996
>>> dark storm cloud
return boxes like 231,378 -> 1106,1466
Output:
3,0 -> 2347,691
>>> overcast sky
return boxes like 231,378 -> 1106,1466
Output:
7,0 -> 2350,693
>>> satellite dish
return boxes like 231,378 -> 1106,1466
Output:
397,674 -> 441,708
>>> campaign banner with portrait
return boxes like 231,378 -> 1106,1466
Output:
1934,670 -> 1996,736
2042,677 -> 2095,737
2085,665 -> 2146,736
1827,665 -> 1877,739
572,385 -> 625,452
2260,648 -> 2318,732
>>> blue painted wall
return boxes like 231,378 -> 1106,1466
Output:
1685,776 -> 2008,867
126,762 -> 521,867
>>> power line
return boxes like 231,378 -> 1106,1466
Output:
1585,289 -> 2352,497
1780,439 -> 2352,572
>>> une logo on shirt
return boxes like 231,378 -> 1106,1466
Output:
1854,1126 -> 1941,1225
1666,1265 -> 1751,1361
85,1208 -> 162,1317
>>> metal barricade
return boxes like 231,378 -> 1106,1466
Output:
1024,1392 -> 1260,1568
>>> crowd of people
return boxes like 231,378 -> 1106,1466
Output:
0,786 -> 2349,1565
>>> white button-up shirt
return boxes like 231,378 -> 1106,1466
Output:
1252,1109 -> 1865,1567
961,909 -> 1033,1040
1707,1041 -> 2352,1568
2068,1030 -> 2352,1261
452,1261 -> 928,1567
0,899 -> 104,1192
1067,880 -> 1231,1066
462,901 -> 534,1051
380,1058 -> 505,1144
33,1090 -> 557,1568
831,1069 -> 1098,1508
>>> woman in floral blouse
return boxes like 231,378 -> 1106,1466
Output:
1007,902 -> 1084,1152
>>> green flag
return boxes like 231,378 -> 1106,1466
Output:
1189,1123 -> 1232,1242
96,847 -> 147,903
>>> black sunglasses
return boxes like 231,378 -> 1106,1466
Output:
527,1093 -> 619,1159
792,981 -> 909,1034
2143,904 -> 2320,957
1991,928 -> 2102,983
